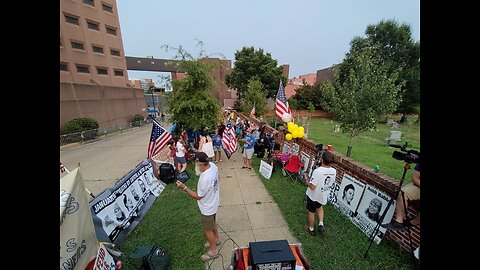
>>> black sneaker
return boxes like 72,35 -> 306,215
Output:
317,224 -> 325,232
305,225 -> 316,236
381,220 -> 406,232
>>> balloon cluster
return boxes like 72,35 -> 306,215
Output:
281,113 -> 305,141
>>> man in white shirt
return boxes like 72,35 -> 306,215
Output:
176,152 -> 221,261
305,150 -> 337,235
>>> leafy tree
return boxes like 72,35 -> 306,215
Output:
307,102 -> 315,113
290,84 -> 326,110
288,98 -> 298,110
322,47 -> 402,157
338,19 -> 420,122
164,48 -> 222,132
225,46 -> 286,99
239,79 -> 268,117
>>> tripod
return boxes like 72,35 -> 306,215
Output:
363,162 -> 418,269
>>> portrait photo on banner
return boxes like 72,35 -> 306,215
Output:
291,142 -> 300,156
352,184 -> 396,244
282,141 -> 290,153
334,173 -> 366,218
299,152 -> 310,177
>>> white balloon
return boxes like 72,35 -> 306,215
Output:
281,113 -> 292,123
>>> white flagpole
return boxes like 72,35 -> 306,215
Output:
60,162 -> 95,198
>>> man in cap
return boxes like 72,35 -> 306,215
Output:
241,128 -> 256,170
176,152 -> 221,261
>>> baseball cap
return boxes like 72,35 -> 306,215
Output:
195,151 -> 209,163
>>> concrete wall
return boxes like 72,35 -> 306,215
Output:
236,111 -> 420,253
60,82 -> 147,130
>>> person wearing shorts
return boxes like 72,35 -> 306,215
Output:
305,151 -> 337,235
382,163 -> 420,231
241,128 -> 255,170
212,129 -> 223,163
175,152 -> 221,261
175,135 -> 187,173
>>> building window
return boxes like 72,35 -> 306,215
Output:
92,45 -> 104,54
110,48 -> 120,56
87,21 -> 100,31
76,65 -> 90,74
83,0 -> 95,6
102,2 -> 113,13
96,67 -> 108,75
64,14 -> 79,25
114,69 -> 124,77
71,41 -> 85,50
105,25 -> 117,36
60,62 -> 68,71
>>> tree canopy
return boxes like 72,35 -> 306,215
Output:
322,47 -> 402,156
289,84 -> 326,110
225,46 -> 286,100
239,78 -> 268,117
165,59 -> 221,132
337,19 -> 420,122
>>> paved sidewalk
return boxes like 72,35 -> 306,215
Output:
207,151 -> 298,270
60,125 -> 298,270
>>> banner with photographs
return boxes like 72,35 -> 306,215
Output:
282,141 -> 290,153
93,243 -> 116,270
89,159 -> 166,244
291,142 -> 300,156
60,168 -> 97,270
335,174 -> 366,218
353,185 -> 396,244
299,152 -> 310,178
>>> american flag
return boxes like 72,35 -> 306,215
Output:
221,120 -> 237,159
275,80 -> 293,123
250,105 -> 255,118
147,120 -> 173,158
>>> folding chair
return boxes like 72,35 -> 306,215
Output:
283,155 -> 304,182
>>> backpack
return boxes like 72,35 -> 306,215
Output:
129,244 -> 171,270
159,163 -> 176,184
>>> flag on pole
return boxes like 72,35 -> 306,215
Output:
275,80 -> 294,123
221,120 -> 237,159
148,120 -> 173,158
250,103 -> 256,118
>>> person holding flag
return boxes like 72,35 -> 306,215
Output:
147,120 -> 173,159
221,120 -> 237,159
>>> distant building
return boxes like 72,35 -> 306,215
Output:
60,0 -> 146,129
284,73 -> 317,98
315,64 -> 340,85
130,78 -> 154,91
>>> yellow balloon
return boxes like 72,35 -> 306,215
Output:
285,133 -> 293,140
287,122 -> 293,128
298,131 -> 305,138
292,131 -> 298,138
293,124 -> 299,130
230,112 -> 234,119
288,125 -> 294,133
298,126 -> 305,132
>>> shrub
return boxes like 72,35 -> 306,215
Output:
62,117 -> 99,140
132,114 -> 145,126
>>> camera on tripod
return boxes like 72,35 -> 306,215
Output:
389,142 -> 420,164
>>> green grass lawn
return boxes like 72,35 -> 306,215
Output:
250,156 -> 414,270
118,164 -> 207,270
297,116 -> 420,183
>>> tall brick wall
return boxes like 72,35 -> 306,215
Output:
235,111 -> 420,253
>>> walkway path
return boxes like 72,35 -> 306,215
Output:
59,123 -> 298,270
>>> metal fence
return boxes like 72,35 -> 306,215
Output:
60,119 -> 152,146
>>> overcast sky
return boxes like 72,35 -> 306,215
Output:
117,0 -> 420,87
